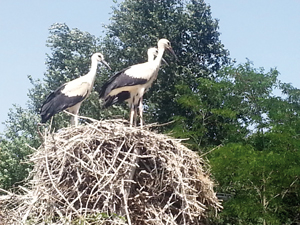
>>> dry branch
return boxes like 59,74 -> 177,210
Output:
0,119 -> 221,224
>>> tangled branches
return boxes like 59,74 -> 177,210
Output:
0,119 -> 221,224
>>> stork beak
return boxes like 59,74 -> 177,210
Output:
101,60 -> 111,70
167,47 -> 178,61
161,57 -> 169,66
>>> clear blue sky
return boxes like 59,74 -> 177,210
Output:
1,0 -> 299,133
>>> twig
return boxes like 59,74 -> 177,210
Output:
63,110 -> 98,123
200,144 -> 223,157
122,179 -> 132,225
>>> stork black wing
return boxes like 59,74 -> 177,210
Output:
40,84 -> 85,123
102,91 -> 131,108
99,66 -> 148,98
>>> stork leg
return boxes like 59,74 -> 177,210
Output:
68,103 -> 81,127
134,106 -> 138,127
70,113 -> 79,126
74,114 -> 79,127
138,97 -> 143,129
129,103 -> 135,127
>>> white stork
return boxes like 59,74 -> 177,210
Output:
40,53 -> 110,126
134,47 -> 168,124
99,39 -> 177,128
147,47 -> 159,62
147,47 -> 169,65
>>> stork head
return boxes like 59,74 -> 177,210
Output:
157,39 -> 177,60
92,53 -> 111,70
148,47 -> 169,66
147,47 -> 159,58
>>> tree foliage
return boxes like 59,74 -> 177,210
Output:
172,61 -> 279,150
0,105 -> 39,189
210,140 -> 300,224
206,63 -> 300,224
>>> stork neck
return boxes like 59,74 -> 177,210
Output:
148,54 -> 155,62
86,59 -> 98,82
154,48 -> 165,67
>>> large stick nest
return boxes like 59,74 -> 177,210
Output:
0,119 -> 221,224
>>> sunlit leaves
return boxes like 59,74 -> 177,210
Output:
210,138 -> 300,224
0,106 -> 38,189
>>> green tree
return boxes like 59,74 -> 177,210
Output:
102,0 -> 230,125
172,61 -> 279,151
0,105 -> 40,189
210,140 -> 300,225
205,64 -> 300,224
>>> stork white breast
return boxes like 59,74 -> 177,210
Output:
124,62 -> 158,80
61,81 -> 91,98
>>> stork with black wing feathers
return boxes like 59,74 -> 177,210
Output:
99,39 -> 177,128
40,53 -> 110,126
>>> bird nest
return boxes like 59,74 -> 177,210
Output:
0,119 -> 222,225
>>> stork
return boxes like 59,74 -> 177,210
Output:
147,47 -> 159,62
147,47 -> 169,65
135,47 -> 168,122
99,39 -> 177,128
40,53 -> 111,126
